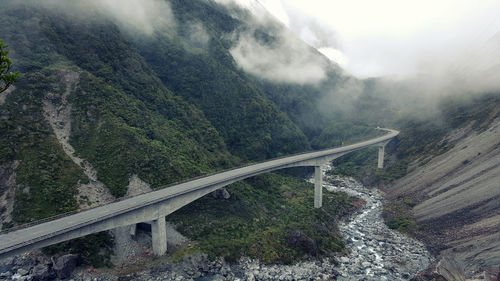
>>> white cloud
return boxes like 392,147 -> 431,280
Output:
267,0 -> 500,78
230,31 -> 328,84
318,47 -> 348,67
89,0 -> 176,35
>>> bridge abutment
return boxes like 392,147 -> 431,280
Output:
151,217 -> 167,256
314,166 -> 323,208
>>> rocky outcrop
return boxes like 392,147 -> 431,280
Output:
52,254 -> 79,279
0,160 -> 19,230
211,188 -> 231,199
411,257 -> 466,281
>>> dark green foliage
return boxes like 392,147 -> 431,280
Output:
170,173 -> 357,264
42,232 -> 114,267
69,71 -> 234,196
0,40 -> 19,93
33,10 -> 236,196
134,0 -> 310,161
387,217 -> 415,232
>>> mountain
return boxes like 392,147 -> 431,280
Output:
0,0 -> 370,265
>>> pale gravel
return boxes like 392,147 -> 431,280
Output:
42,71 -> 115,209
0,160 -> 19,230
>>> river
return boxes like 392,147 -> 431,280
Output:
321,165 -> 432,280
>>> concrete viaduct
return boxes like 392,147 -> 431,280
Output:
0,128 -> 399,258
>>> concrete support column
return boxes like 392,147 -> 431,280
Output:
151,217 -> 167,256
129,224 -> 137,237
314,166 -> 323,208
377,145 -> 385,169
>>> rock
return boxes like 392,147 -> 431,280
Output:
411,257 -> 465,281
53,254 -> 79,279
211,188 -> 230,200
339,257 -> 349,263
31,263 -> 54,281
211,274 -> 225,281
17,268 -> 29,276
287,230 -> 318,256
245,273 -> 255,281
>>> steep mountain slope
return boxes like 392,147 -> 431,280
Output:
0,0 -> 367,264
394,120 -> 499,272
385,119 -> 500,275
378,94 -> 500,277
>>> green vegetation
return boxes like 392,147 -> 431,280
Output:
42,232 -> 114,267
0,69 -> 86,223
170,173 -> 357,264
135,1 -> 311,161
4,0 -> 496,267
0,40 -> 19,93
387,217 -> 415,232
383,196 -> 418,233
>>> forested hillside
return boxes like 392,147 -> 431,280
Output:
0,0 -> 386,264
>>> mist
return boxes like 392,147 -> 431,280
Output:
229,29 -> 330,84
25,0 -> 177,36
87,0 -> 176,35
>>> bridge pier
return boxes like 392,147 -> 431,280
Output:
129,224 -> 137,237
377,145 -> 385,169
151,217 -> 167,256
314,166 -> 323,208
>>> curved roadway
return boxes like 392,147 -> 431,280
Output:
0,128 -> 399,258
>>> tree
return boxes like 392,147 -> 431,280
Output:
0,40 -> 19,94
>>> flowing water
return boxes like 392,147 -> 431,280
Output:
320,165 -> 432,280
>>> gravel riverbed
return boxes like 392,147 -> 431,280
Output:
320,166 -> 432,280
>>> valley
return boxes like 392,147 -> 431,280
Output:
0,0 -> 499,280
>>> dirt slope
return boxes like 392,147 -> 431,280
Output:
385,119 -> 500,276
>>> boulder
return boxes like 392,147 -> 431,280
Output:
211,188 -> 230,200
16,268 -> 29,276
31,263 -> 54,281
52,254 -> 79,279
287,230 -> 318,256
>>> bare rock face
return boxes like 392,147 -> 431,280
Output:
211,188 -> 231,199
411,257 -> 466,281
52,254 -> 79,279
0,160 -> 19,230
386,119 -> 500,275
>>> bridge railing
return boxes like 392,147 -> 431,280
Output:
1,129 -> 396,235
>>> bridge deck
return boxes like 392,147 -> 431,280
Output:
0,129 -> 398,257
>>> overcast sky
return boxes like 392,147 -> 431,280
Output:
256,0 -> 500,78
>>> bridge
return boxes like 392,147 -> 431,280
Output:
0,128 -> 398,258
